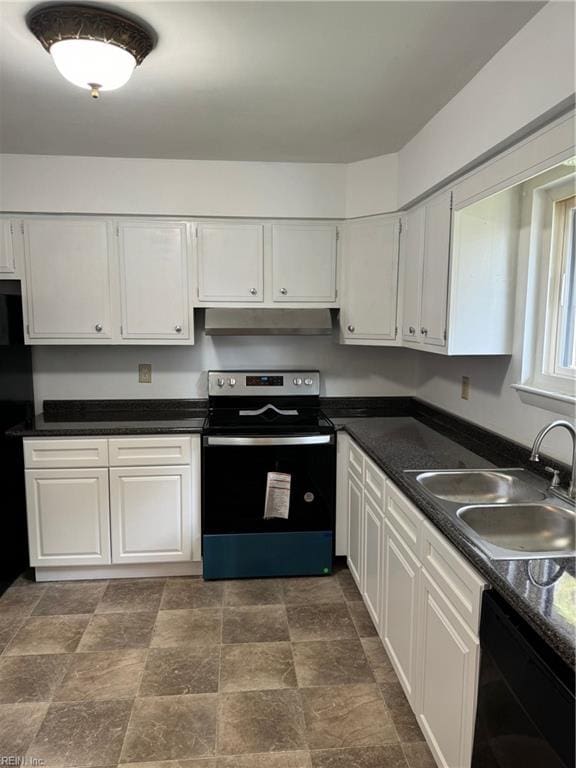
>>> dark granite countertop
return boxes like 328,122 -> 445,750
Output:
336,416 -> 576,669
8,413 -> 206,437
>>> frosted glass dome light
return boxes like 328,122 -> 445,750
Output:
51,40 -> 136,98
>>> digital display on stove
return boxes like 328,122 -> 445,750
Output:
246,375 -> 284,386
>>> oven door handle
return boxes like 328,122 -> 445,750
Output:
204,435 -> 334,446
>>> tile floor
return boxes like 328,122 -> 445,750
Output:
0,567 -> 436,768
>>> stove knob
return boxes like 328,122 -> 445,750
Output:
217,377 -> 225,388
293,377 -> 302,386
228,378 -> 236,387
304,378 -> 313,386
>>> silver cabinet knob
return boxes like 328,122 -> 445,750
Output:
95,323 -> 103,333
280,288 -> 288,295
409,326 -> 415,335
347,325 -> 355,333
175,325 -> 182,333
250,288 -> 257,295
421,327 -> 428,336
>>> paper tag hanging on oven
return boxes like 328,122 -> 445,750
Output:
264,472 -> 291,519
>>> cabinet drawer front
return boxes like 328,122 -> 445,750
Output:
108,436 -> 192,466
421,521 -> 486,632
385,480 -> 425,555
348,440 -> 365,481
364,457 -> 385,507
24,438 -> 109,469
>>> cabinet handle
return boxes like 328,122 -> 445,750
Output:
175,325 -> 182,333
280,288 -> 288,295
347,324 -> 355,333
95,323 -> 103,333
421,327 -> 428,336
250,288 -> 258,295
409,326 -> 415,335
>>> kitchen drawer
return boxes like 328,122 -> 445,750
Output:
385,480 -> 425,556
348,440 -> 365,481
364,456 -> 386,507
108,436 -> 192,466
421,520 -> 486,632
24,438 -> 109,469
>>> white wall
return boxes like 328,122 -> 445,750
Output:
399,1 -> 576,207
0,154 -> 346,219
345,154 -> 398,218
32,327 -> 418,413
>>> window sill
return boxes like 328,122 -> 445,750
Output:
512,382 -> 575,417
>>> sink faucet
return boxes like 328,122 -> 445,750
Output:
530,420 -> 576,501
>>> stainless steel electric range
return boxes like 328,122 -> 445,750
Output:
201,370 -> 336,580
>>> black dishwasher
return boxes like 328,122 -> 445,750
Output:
472,590 -> 575,768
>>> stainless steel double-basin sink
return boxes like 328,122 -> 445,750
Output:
402,468 -> 576,560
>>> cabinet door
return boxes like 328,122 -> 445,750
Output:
197,223 -> 264,302
347,472 -> 364,589
272,224 -> 337,302
382,521 -> 420,704
401,207 -> 424,342
420,192 -> 452,347
110,466 -> 192,564
363,492 -> 384,630
119,222 -> 190,339
417,570 -> 480,768
25,469 -> 111,566
341,217 -> 399,341
24,219 -> 113,339
0,219 -> 16,274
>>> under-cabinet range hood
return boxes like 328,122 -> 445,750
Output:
204,308 -> 334,336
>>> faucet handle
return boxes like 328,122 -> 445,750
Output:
545,466 -> 561,488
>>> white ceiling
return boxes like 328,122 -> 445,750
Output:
0,1 -> 544,162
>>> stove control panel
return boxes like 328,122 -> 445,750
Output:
208,371 -> 320,396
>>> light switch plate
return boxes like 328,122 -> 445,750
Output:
139,363 -> 152,384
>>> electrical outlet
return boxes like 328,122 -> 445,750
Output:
139,363 -> 152,384
461,376 -> 470,400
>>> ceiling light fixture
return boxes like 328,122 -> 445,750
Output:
28,4 -> 155,99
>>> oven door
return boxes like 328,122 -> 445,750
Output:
202,434 -> 336,579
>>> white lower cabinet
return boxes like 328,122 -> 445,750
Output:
339,434 -> 487,768
109,466 -> 192,564
25,468 -> 111,567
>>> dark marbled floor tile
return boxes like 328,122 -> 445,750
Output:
286,603 -> 357,641
0,615 -> 25,653
119,760 -> 218,768
152,608 -> 222,648
0,654 -> 71,703
302,684 -> 397,750
32,583 -> 107,616
336,570 -> 363,602
282,577 -> 344,606
4,615 -> 90,656
402,741 -> 436,768
380,683 -> 424,743
218,689 -> 307,755
0,586 -> 45,616
161,579 -> 224,610
292,640 -> 374,688
347,602 -> 379,637
222,605 -> 290,644
220,642 -> 296,692
27,698 -> 133,767
218,752 -> 312,767
95,579 -> 165,613
53,649 -> 146,702
78,612 -> 157,652
310,745 -> 409,768
361,638 -> 398,683
0,702 -> 49,758
139,646 -> 220,696
120,694 -> 218,762
223,579 -> 284,607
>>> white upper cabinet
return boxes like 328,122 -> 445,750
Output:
401,207 -> 424,342
340,216 -> 400,344
23,218 -> 114,340
420,191 -> 452,347
196,222 -> 264,302
271,223 -> 337,302
118,221 -> 191,340
0,219 -> 17,275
